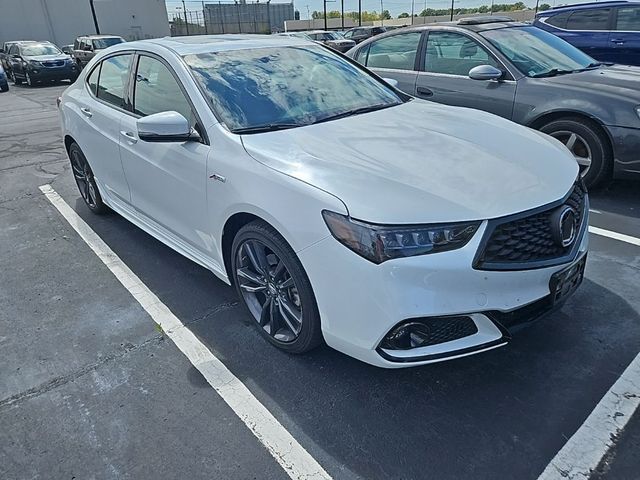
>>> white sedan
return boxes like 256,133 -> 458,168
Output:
58,35 -> 588,368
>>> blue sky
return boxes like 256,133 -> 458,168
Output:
166,0 -> 585,20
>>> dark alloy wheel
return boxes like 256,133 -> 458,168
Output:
68,143 -> 108,214
231,221 -> 323,353
540,117 -> 612,189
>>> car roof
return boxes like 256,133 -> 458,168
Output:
538,0 -> 638,15
354,18 -> 527,37
115,34 -> 313,56
79,35 -> 124,39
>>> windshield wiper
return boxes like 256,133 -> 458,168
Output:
232,123 -> 305,134
530,68 -> 575,78
311,103 -> 401,125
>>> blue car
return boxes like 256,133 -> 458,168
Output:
534,1 -> 640,66
0,65 -> 8,92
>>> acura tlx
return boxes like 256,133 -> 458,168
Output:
58,35 -> 588,368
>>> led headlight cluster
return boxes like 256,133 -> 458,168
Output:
322,210 -> 480,264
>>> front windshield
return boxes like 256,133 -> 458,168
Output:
481,26 -> 596,77
93,37 -> 124,49
184,45 -> 403,132
317,32 -> 339,40
21,44 -> 61,56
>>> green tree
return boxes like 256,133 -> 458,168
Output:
381,9 -> 391,19
538,3 -> 551,11
398,12 -> 410,18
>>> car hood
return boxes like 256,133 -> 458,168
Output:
241,101 -> 578,224
24,54 -> 69,62
544,65 -> 640,101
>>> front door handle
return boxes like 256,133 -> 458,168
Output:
416,86 -> 434,98
611,39 -> 625,45
120,131 -> 138,144
80,107 -> 92,118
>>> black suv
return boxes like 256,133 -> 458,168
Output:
343,26 -> 387,44
8,42 -> 78,87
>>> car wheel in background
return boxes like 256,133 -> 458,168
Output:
231,221 -> 323,354
540,117 -> 612,189
68,142 -> 108,214
0,82 -> 8,92
10,71 -> 21,85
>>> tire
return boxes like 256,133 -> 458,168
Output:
0,83 -> 8,92
68,142 -> 108,214
539,117 -> 612,189
231,220 -> 323,354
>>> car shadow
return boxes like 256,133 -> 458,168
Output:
69,194 -> 640,480
590,179 -> 640,219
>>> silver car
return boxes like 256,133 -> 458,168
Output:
346,16 -> 640,188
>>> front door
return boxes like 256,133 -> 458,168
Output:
118,54 -> 210,254
415,30 -> 516,120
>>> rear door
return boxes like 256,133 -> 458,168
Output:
357,31 -> 423,94
610,5 -> 640,65
415,30 -> 516,119
561,8 -> 613,61
118,53 -> 210,254
77,54 -> 133,203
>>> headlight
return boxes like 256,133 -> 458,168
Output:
322,210 -> 480,264
26,60 -> 42,67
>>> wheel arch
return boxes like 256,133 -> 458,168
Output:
63,134 -> 76,155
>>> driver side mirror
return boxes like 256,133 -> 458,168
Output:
468,65 -> 504,81
382,77 -> 399,88
137,111 -> 198,143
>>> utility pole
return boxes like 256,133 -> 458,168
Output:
323,0 -> 327,30
341,0 -> 344,29
411,0 -> 414,25
267,0 -> 272,33
490,0 -> 494,15
89,0 -> 100,34
534,0 -> 540,14
182,0 -> 190,35
202,1 -> 209,34
358,0 -> 362,26
449,0 -> 454,21
306,5 -> 311,29
380,0 -> 384,25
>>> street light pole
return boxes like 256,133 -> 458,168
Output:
534,0 -> 540,14
411,0 -> 415,25
380,0 -> 384,26
182,0 -> 190,35
341,0 -> 344,29
323,0 -> 327,30
89,0 -> 100,34
358,0 -> 362,26
450,0 -> 454,21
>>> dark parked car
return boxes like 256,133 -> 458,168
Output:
534,1 -> 640,66
343,26 -> 387,44
303,30 -> 356,52
346,17 -> 640,187
72,35 -> 125,69
1,40 -> 36,73
7,42 -> 78,86
0,65 -> 9,92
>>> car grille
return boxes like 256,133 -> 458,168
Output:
416,316 -> 478,346
474,180 -> 587,270
43,60 -> 64,67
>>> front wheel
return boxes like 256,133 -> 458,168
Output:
68,142 -> 108,214
540,117 -> 612,189
231,221 -> 323,354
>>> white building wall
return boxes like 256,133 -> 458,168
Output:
0,0 -> 170,47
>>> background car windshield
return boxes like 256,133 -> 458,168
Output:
318,32 -> 339,40
183,45 -> 402,131
481,26 -> 594,77
22,44 -> 61,56
94,38 -> 123,49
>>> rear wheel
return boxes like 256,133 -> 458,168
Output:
540,117 -> 612,189
68,142 -> 108,214
0,83 -> 8,92
231,221 -> 323,354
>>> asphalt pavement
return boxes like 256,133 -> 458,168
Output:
1,82 -> 639,480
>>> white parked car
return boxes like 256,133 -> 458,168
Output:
58,35 -> 588,368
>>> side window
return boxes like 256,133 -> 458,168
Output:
615,7 -> 640,31
8,45 -> 17,55
74,39 -> 79,50
355,44 -> 369,64
366,32 -> 421,70
545,11 -> 570,29
424,32 -> 500,76
566,8 -> 611,31
96,54 -> 133,108
87,64 -> 100,96
344,31 -> 352,38
133,56 -> 194,125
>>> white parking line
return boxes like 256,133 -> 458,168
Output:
39,184 -> 332,480
539,225 -> 640,480
589,225 -> 640,248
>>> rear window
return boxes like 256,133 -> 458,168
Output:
93,37 -> 124,49
616,6 -> 640,31
566,8 -> 611,30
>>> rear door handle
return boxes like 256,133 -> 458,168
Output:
416,86 -> 433,98
80,107 -> 92,118
120,131 -> 138,144
610,39 -> 625,44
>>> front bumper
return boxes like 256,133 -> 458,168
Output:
298,210 -> 589,368
607,125 -> 640,177
27,64 -> 78,81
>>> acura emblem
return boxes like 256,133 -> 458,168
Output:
550,206 -> 577,248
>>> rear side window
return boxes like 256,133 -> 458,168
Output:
366,32 -> 421,70
87,64 -> 100,96
544,11 -> 570,29
96,54 -> 133,108
616,7 -> 640,31
133,55 -> 194,124
566,8 -> 611,30
424,31 -> 500,76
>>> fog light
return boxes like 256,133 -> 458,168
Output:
380,316 -> 478,350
